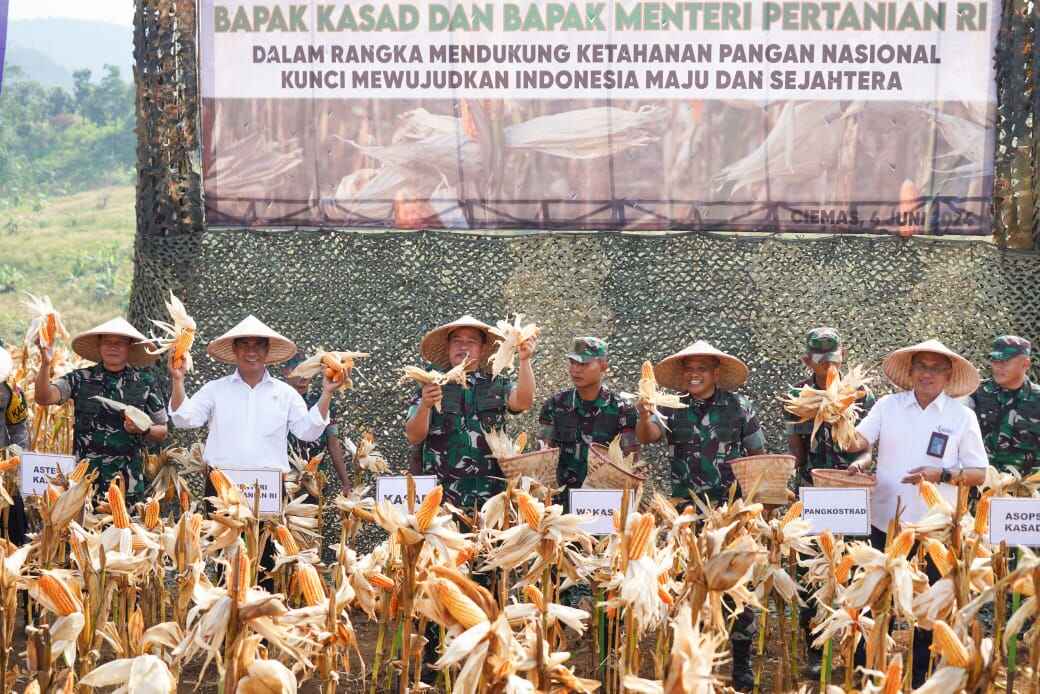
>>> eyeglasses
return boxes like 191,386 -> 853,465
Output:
911,363 -> 951,375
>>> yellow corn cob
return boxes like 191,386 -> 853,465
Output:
179,487 -> 191,512
835,555 -> 855,585
305,455 -> 321,475
627,513 -> 655,561
108,481 -> 131,529
781,500 -> 804,527
367,573 -> 395,591
514,431 -> 527,453
336,622 -> 355,646
45,484 -> 60,506
516,490 -> 542,530
818,531 -> 835,559
0,456 -> 18,473
68,460 -> 89,483
641,360 -> 655,383
296,564 -> 326,606
434,579 -> 488,629
38,574 -> 83,616
524,585 -> 545,611
415,485 -> 443,532
235,548 -> 250,598
974,492 -> 991,536
389,592 -> 399,618
128,607 -> 144,647
923,538 -> 955,577
931,620 -> 971,668
886,528 -> 915,559
455,545 -> 475,567
658,587 -> 674,605
918,480 -> 945,509
143,497 -> 160,530
210,468 -> 234,497
880,658 -> 903,694
274,524 -> 300,555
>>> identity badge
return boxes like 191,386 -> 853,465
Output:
926,431 -> 949,459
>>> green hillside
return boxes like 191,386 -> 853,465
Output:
0,185 -> 135,348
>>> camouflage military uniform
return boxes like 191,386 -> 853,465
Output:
54,365 -> 166,498
407,370 -> 517,510
786,378 -> 876,487
538,386 -> 638,500
657,391 -> 766,502
970,336 -> 1040,473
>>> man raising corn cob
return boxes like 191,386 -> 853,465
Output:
636,339 -> 764,691
34,318 -> 168,500
405,315 -> 536,511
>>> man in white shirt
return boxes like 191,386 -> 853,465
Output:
168,315 -> 338,473
846,338 -> 985,686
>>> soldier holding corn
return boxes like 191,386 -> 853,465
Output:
34,318 -> 168,500
537,337 -> 639,508
784,327 -> 874,675
968,335 -> 1040,474
636,339 -> 764,691
405,315 -> 536,511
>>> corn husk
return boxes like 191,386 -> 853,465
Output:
24,293 -> 69,350
484,428 -> 527,461
146,291 -> 197,371
487,314 -> 540,378
399,360 -> 470,412
290,348 -> 369,390
91,396 -> 153,432
781,364 -> 872,450
637,360 -> 686,427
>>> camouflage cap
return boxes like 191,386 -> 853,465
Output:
566,337 -> 608,364
806,327 -> 842,364
990,335 -> 1032,361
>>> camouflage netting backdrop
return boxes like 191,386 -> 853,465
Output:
128,229 -> 1040,550
129,0 -> 1040,551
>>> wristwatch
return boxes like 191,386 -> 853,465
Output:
939,468 -> 952,484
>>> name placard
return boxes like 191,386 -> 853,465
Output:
222,468 -> 283,515
569,488 -> 623,536
799,487 -> 871,536
989,497 -> 1040,548
375,475 -> 438,511
20,452 -> 76,498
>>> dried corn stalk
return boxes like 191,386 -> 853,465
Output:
487,315 -> 540,378
781,364 -> 871,451
147,292 -> 197,371
354,432 -> 388,474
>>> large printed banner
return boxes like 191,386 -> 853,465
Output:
199,0 -> 998,232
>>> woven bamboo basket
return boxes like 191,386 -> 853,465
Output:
810,468 -> 877,489
728,454 -> 795,505
499,448 -> 560,489
586,443 -> 647,491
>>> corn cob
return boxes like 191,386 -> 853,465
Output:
415,485 -> 443,532
108,481 -> 131,529
931,620 -> 971,667
143,497 -> 160,530
886,528 -> 915,558
367,573 -> 395,591
516,490 -> 542,530
129,607 -> 144,647
514,431 -> 527,453
627,513 -> 655,561
45,485 -> 61,505
38,574 -> 84,616
835,555 -> 855,585
818,530 -> 835,559
974,492 -> 991,536
235,548 -> 251,598
305,455 -> 321,475
880,658 -> 903,694
781,500 -> 803,527
524,585 -> 545,611
434,579 -> 488,629
296,564 -> 326,606
918,480 -> 945,509
68,460 -> 89,483
178,487 -> 191,512
274,524 -> 300,555
0,456 -> 18,473
923,538 -> 955,576
210,468 -> 233,497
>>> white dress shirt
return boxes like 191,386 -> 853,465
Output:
856,390 -> 987,531
169,370 -> 329,472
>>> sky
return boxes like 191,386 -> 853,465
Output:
9,0 -> 133,25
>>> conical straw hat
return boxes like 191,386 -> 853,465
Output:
882,339 -> 980,398
71,317 -> 157,367
206,315 -> 297,365
654,340 -> 749,392
420,315 -> 495,370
